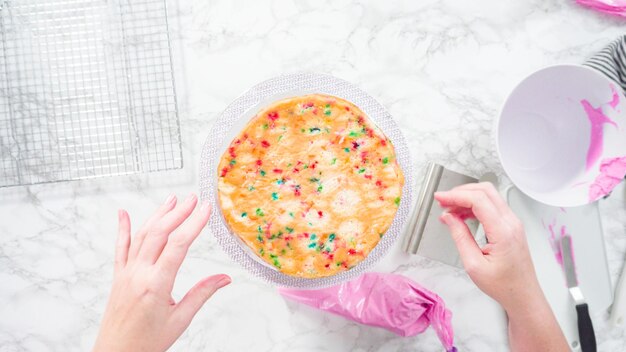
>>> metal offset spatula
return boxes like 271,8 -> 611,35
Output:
561,235 -> 596,352
610,261 -> 626,327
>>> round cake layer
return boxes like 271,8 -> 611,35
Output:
217,94 -> 404,278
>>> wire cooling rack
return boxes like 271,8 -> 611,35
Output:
0,0 -> 182,187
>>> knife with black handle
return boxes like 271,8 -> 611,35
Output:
561,235 -> 596,352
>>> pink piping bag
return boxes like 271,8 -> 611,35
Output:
279,272 -> 456,352
576,0 -> 626,17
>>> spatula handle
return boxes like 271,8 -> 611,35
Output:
576,303 -> 596,352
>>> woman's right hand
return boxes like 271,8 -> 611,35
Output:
435,183 -> 569,352
434,182 -> 542,310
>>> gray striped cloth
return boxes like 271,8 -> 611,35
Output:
584,35 -> 626,93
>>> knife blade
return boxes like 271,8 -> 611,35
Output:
561,235 -> 596,352
610,259 -> 626,327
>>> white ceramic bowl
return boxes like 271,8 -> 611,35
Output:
497,64 -> 626,207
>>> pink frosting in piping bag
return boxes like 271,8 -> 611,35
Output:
581,99 -> 617,170
589,156 -> 626,201
279,272 -> 456,352
576,0 -> 626,17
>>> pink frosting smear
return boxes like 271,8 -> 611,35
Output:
576,0 -> 626,17
279,272 -> 456,352
544,220 -> 568,268
581,99 -> 617,170
609,84 -> 620,109
589,156 -> 626,201
543,220 -> 578,286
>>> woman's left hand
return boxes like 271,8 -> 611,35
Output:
93,193 -> 231,352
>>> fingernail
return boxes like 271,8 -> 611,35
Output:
217,275 -> 231,288
118,209 -> 124,220
164,193 -> 176,205
200,201 -> 211,213
186,193 -> 197,203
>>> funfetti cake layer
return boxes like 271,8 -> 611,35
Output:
217,94 -> 404,278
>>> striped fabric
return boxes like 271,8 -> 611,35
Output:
584,35 -> 626,93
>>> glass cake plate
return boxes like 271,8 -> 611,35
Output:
199,73 -> 413,288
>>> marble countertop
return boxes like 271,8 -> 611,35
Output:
1,0 -> 625,351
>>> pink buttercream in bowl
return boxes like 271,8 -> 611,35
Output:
581,98 -> 617,171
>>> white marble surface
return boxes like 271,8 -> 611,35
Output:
1,0 -> 626,351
